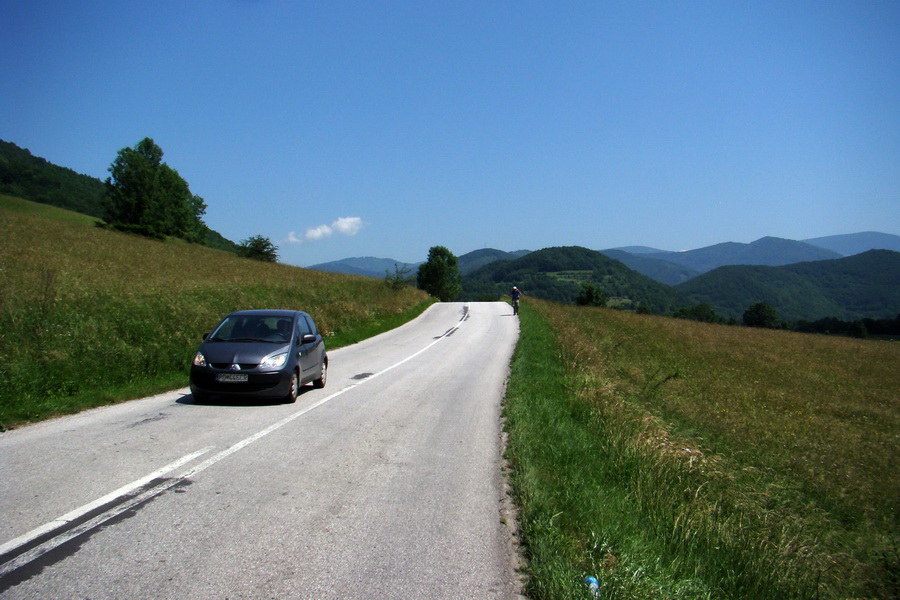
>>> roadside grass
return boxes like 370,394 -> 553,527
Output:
503,299 -> 898,599
0,195 -> 432,429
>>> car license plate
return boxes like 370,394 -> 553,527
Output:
216,373 -> 249,383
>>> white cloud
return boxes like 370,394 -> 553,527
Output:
332,216 -> 363,236
304,224 -> 334,241
286,217 -> 365,244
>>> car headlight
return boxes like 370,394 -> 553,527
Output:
260,353 -> 288,369
193,352 -> 207,367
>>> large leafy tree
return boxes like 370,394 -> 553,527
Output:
103,137 -> 208,242
417,246 -> 462,301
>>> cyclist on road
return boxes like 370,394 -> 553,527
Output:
510,286 -> 522,315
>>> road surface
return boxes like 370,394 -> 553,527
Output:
0,302 -> 524,599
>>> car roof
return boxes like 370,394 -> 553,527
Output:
226,309 -> 308,318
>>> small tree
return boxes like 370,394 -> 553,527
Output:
238,235 -> 278,262
674,303 -> 724,323
743,302 -> 780,329
847,320 -> 867,339
417,246 -> 462,301
385,263 -> 413,291
575,282 -> 607,307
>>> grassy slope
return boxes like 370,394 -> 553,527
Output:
504,299 -> 898,599
0,195 -> 432,429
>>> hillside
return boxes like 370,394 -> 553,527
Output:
461,246 -> 684,313
0,139 -> 239,253
644,236 -> 842,274
599,248 -> 699,285
676,250 -> 900,321
0,195 -> 430,428
0,139 -> 106,217
457,248 -> 531,275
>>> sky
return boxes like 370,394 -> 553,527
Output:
3,1 -> 898,267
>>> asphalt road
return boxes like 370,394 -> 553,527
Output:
0,302 -> 524,599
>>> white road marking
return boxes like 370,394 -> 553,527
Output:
0,447 -> 213,576
0,307 -> 468,576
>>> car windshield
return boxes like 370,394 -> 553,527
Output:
208,316 -> 293,343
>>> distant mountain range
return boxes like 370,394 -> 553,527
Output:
308,248 -> 531,279
802,231 -> 900,256
675,250 -> 900,322
307,256 -> 420,278
635,236 -> 842,273
599,234 -> 899,286
311,236 -> 900,322
311,233 -> 900,287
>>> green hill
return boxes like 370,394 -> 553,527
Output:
461,246 -> 684,314
0,138 -> 239,253
0,195 -> 430,429
676,250 -> 900,321
457,248 -> 531,275
0,139 -> 106,217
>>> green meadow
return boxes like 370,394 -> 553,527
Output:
505,299 -> 898,599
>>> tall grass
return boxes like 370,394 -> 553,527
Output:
0,196 -> 431,429
504,299 -> 898,599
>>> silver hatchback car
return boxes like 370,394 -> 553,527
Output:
189,309 -> 327,403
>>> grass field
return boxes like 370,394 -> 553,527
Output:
0,195 -> 432,429
503,299 -> 898,599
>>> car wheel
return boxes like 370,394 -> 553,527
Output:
313,359 -> 327,389
285,370 -> 299,403
192,390 -> 210,404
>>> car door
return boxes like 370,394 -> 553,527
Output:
295,315 -> 317,380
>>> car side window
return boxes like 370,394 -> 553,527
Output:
304,316 -> 318,336
297,316 -> 312,338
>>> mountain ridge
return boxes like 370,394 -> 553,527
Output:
675,250 -> 900,321
803,231 -> 900,256
641,236 -> 843,274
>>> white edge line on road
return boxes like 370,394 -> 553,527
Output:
0,306 -> 469,574
0,446 -> 213,557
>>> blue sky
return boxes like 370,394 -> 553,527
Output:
3,1 -> 898,266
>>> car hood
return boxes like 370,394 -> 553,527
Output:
199,341 -> 290,364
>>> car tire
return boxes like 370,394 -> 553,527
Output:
192,390 -> 210,404
285,370 -> 299,403
313,359 -> 327,389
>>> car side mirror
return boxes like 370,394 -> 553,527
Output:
300,334 -> 317,344
202,332 -> 209,341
